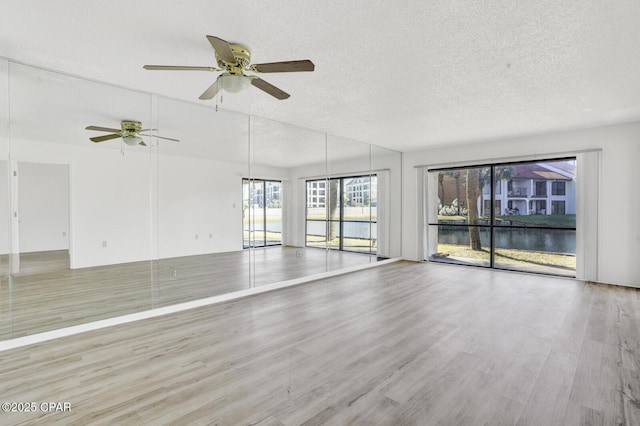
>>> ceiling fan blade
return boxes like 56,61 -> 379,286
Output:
139,129 -> 155,132
250,78 -> 290,100
143,65 -> 218,71
252,60 -> 315,73
139,141 -> 147,147
138,134 -> 180,142
206,35 -> 236,63
198,80 -> 221,100
90,133 -> 121,143
86,125 -> 121,132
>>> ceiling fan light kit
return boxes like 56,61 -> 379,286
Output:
143,35 -> 314,100
122,135 -> 143,146
220,73 -> 252,93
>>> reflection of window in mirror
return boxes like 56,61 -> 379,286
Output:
243,179 -> 283,248
305,175 -> 377,255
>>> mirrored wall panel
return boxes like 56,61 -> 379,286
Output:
0,60 -> 403,342
156,97 -> 251,305
5,62 -> 155,338
0,58 -> 9,339
325,135 -> 376,270
250,116 -> 328,286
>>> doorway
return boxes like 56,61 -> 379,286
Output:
14,162 -> 70,274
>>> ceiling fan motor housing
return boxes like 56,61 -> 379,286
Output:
217,44 -> 251,71
121,120 -> 142,137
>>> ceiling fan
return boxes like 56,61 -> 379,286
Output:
85,121 -> 179,146
143,35 -> 315,100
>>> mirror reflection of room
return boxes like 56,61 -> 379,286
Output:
0,59 -> 402,341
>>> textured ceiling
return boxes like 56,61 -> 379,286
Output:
1,0 -> 640,152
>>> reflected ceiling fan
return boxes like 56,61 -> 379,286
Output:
143,35 -> 314,100
85,121 -> 179,146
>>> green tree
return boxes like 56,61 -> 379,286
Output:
466,166 -> 513,250
438,170 -> 462,213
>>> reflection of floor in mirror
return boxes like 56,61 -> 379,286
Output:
17,250 -> 70,274
0,246 -> 375,340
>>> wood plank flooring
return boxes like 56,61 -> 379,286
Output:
0,261 -> 639,425
0,247 -> 374,339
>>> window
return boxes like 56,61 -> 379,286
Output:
427,158 -> 576,277
552,181 -> 566,195
306,175 -> 377,254
552,200 -> 566,215
243,179 -> 282,248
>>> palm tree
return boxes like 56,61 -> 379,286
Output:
328,179 -> 339,243
465,169 -> 482,250
465,166 -> 513,250
438,173 -> 445,209
453,171 -> 461,215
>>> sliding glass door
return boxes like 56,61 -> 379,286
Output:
243,179 -> 282,248
306,175 -> 377,254
427,158 -> 576,277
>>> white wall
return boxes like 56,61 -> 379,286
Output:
402,121 -> 640,288
0,161 -> 8,255
17,162 -> 69,253
157,154 -> 284,259
10,139 -> 153,268
8,137 -> 288,268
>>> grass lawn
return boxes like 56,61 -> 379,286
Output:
496,214 -> 576,227
437,214 -> 576,227
243,217 -> 283,224
306,235 -> 377,250
306,214 -> 376,221
435,243 -> 575,270
243,230 -> 282,242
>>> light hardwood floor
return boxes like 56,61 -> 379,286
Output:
0,261 -> 638,425
0,247 -> 375,339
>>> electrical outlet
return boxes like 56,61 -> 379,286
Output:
209,233 -> 213,239
169,268 -> 177,280
102,241 -> 107,248
195,234 -> 199,240
62,231 -> 66,237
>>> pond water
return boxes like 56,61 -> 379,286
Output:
436,226 -> 576,254
305,221 -> 377,239
245,220 -> 377,240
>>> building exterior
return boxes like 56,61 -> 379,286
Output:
344,176 -> 377,206
481,161 -> 576,216
306,180 -> 326,208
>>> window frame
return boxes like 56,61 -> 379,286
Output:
427,157 -> 576,277
552,181 -> 566,196
242,178 -> 283,249
305,174 -> 377,255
